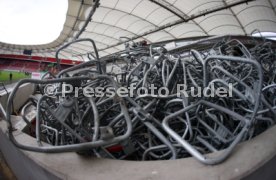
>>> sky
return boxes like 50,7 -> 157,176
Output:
0,0 -> 68,45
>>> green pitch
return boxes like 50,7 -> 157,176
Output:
0,71 -> 31,82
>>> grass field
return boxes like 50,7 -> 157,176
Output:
0,71 -> 31,82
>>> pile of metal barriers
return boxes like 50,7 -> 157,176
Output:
5,35 -> 276,165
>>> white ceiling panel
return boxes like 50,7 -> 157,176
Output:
1,0 -> 275,59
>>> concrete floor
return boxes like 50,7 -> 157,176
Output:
1,123 -> 276,179
0,151 -> 16,180
244,154 -> 276,180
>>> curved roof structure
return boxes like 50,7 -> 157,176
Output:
0,0 -> 276,60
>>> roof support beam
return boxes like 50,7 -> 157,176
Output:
149,0 -> 208,35
75,0 -> 100,39
89,21 -> 152,43
268,0 -> 276,17
99,0 -> 255,52
222,0 -> 247,34
148,0 -> 189,20
99,6 -> 177,39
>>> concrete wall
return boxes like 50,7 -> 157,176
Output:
0,83 -> 35,115
1,117 -> 276,180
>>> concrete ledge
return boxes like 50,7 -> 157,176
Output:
0,129 -> 60,180
1,117 -> 276,180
